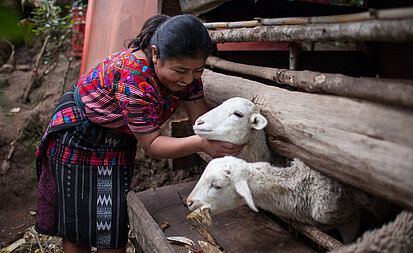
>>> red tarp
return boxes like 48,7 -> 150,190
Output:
80,0 -> 157,75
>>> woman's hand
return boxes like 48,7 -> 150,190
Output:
200,138 -> 244,158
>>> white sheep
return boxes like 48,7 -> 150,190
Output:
187,156 -> 388,243
193,97 -> 276,163
330,210 -> 413,253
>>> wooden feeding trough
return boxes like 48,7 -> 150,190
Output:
127,182 -> 327,252
128,1 -> 413,252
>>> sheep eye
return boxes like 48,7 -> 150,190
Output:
233,111 -> 244,118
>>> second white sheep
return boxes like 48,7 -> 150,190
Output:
187,156 -> 388,243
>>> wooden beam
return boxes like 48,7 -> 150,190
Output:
206,56 -> 413,108
127,191 -> 176,253
209,19 -> 413,43
201,69 -> 413,211
203,7 -> 413,29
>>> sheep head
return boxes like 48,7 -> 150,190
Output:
193,97 -> 267,145
187,156 -> 259,215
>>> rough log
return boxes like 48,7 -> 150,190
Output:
206,56 -> 413,108
209,19 -> 413,43
201,69 -> 413,211
203,7 -> 413,29
127,191 -> 175,253
279,218 -> 343,251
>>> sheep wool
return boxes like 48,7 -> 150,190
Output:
330,210 -> 413,253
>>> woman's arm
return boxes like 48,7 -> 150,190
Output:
135,97 -> 243,159
183,97 -> 208,125
134,130 -> 243,159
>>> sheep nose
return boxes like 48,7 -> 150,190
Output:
187,198 -> 199,211
196,119 -> 204,126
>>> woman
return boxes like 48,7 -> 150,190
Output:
35,14 -> 243,253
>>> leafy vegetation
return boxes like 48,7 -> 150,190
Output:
30,0 -> 86,66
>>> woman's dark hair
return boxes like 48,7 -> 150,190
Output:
128,14 -> 212,65
127,14 -> 170,59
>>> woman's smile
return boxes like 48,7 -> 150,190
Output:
152,49 -> 206,92
175,81 -> 188,87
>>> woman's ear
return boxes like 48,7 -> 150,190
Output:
151,45 -> 159,65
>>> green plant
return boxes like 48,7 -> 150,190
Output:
24,0 -> 86,101
31,1 -> 72,65
30,0 -> 87,66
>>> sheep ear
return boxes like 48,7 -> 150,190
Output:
250,114 -> 268,130
235,180 -> 258,212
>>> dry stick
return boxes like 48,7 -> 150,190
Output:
62,57 -> 73,95
23,36 -> 49,102
0,122 -> 24,174
42,50 -> 64,79
48,29 -> 71,65
206,56 -> 413,108
209,19 -> 413,43
23,28 -> 70,102
41,29 -> 70,79
279,218 -> 343,251
29,227 -> 45,253
0,142 -> 15,174
190,218 -> 224,251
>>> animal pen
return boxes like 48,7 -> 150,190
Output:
124,0 -> 413,252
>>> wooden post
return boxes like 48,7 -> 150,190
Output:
289,42 -> 301,71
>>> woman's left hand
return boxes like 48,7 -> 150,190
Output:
199,138 -> 244,158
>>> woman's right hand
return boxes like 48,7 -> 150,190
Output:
200,138 -> 244,158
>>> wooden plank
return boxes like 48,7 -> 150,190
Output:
134,182 -> 317,253
201,69 -> 413,211
127,191 -> 176,253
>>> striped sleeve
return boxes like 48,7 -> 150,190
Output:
113,63 -> 162,135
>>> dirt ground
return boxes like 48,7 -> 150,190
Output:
0,44 -> 205,249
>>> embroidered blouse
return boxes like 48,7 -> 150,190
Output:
77,47 -> 204,135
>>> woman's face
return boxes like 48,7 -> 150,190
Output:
152,46 -> 206,91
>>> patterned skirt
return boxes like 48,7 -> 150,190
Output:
35,87 -> 137,249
